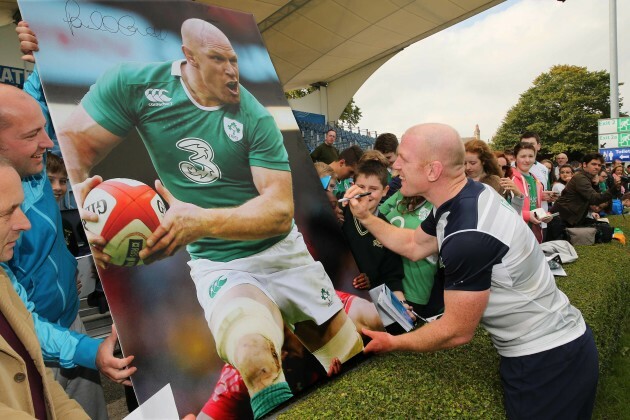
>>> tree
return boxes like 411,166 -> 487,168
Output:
339,98 -> 362,126
285,87 -> 362,126
285,86 -> 317,99
492,65 -> 624,157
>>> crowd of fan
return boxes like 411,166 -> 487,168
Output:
310,129 -> 629,325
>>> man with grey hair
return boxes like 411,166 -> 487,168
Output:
346,123 -> 598,419
0,157 -> 89,419
554,152 -> 568,178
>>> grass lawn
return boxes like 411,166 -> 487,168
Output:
593,310 -> 630,420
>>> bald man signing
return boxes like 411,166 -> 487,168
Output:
57,18 -> 362,419
345,123 -> 598,419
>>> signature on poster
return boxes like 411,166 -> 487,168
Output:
63,0 -> 166,40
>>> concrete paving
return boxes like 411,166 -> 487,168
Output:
101,373 -> 129,420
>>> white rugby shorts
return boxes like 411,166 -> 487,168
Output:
188,225 -> 342,327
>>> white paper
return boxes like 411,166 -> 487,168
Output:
546,254 -> 567,277
124,384 -> 179,420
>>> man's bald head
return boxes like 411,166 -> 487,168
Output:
179,18 -> 240,106
393,123 -> 466,202
0,84 -> 53,177
555,153 -> 568,165
0,84 -> 37,132
402,123 -> 464,171
181,18 -> 232,53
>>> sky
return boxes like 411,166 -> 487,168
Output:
353,0 -> 630,141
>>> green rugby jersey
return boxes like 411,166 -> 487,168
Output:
379,191 -> 437,305
82,60 -> 290,262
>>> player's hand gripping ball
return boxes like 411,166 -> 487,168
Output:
83,178 -> 166,267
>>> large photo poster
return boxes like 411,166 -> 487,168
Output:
18,0 -> 378,417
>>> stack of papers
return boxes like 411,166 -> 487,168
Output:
369,284 -> 415,332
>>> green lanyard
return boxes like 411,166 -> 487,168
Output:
524,173 -> 538,211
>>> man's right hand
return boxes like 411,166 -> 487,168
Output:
16,21 -> 38,63
75,175 -> 111,269
344,184 -> 371,221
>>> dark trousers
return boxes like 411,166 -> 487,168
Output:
545,216 -> 568,242
500,326 -> 598,420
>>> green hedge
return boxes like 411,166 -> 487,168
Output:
279,216 -> 630,419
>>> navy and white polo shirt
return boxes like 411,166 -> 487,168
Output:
422,179 -> 585,357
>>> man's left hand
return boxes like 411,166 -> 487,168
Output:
362,328 -> 395,354
139,180 -> 205,264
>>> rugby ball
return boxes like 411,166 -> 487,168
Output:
83,178 -> 166,267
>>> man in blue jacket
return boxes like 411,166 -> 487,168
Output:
0,82 -> 136,419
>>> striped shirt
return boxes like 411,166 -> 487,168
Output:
421,179 -> 585,357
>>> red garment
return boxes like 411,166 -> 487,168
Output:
335,290 -> 355,314
200,364 -> 253,420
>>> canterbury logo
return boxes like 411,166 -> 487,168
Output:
209,275 -> 228,298
145,88 -> 172,106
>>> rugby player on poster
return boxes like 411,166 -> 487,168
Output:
54,18 -> 363,419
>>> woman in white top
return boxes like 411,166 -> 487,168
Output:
551,164 -> 573,196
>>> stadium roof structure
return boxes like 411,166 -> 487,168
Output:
1,0 -> 505,120
203,0 -> 502,90
202,0 -> 505,121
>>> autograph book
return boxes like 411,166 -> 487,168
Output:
369,284 -> 415,333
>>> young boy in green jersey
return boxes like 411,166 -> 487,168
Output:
380,192 -> 443,318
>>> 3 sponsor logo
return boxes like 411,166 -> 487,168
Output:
176,138 -> 221,184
